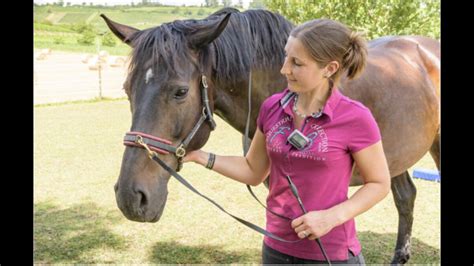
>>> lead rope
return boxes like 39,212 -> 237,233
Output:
134,136 -> 303,244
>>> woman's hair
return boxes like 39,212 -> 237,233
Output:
290,19 -> 367,83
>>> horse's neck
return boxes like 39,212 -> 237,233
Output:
213,70 -> 286,136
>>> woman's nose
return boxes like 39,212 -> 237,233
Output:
280,60 -> 290,75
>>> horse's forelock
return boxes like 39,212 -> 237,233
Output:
127,23 -> 196,90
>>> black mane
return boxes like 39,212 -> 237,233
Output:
127,8 -> 293,90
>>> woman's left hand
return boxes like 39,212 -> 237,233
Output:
291,210 -> 339,240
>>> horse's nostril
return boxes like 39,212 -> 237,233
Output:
135,188 -> 148,210
114,183 -> 119,192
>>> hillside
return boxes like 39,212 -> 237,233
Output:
34,5 -> 228,55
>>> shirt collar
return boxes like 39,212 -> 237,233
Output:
279,87 -> 342,121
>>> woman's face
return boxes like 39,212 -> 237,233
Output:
280,36 -> 328,93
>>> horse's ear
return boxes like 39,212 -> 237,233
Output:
188,13 -> 232,49
100,14 -> 140,46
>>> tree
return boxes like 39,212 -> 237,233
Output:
209,0 -> 218,7
249,0 -> 265,9
101,32 -> 117,47
171,7 -> 180,14
77,29 -> 96,45
222,0 -> 232,7
264,0 -> 440,40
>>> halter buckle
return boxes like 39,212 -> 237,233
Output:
175,144 -> 186,158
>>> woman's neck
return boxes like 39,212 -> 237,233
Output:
296,82 -> 332,114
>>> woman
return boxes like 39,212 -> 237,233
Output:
184,19 -> 391,264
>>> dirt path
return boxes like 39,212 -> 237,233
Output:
34,50 -> 128,104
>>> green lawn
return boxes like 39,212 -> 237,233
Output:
34,100 -> 440,264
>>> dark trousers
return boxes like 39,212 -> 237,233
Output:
262,242 -> 366,265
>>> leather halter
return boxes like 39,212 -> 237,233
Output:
123,74 -> 216,171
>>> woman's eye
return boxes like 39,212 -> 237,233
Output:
174,87 -> 189,99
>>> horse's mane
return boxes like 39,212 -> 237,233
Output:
127,8 -> 293,91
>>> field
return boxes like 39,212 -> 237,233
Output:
34,100 -> 440,264
34,5 -> 225,55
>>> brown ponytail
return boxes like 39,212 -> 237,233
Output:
342,31 -> 367,79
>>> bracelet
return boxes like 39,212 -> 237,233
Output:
206,153 -> 216,169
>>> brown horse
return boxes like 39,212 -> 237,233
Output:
102,8 -> 439,264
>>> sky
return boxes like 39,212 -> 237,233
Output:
34,0 -> 251,8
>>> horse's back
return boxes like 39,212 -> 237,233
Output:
341,36 -> 440,179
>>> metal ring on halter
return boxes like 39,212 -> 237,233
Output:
175,144 -> 186,158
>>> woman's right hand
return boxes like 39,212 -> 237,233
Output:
183,150 -> 206,165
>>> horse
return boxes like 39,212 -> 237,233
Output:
102,7 -> 440,264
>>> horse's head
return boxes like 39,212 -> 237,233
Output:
102,13 -> 231,222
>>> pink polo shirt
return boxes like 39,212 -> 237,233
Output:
257,87 -> 381,261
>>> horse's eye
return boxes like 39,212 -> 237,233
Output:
174,87 -> 189,99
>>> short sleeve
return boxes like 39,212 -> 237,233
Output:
256,97 -> 271,133
347,106 -> 382,153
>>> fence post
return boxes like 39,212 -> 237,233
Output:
96,35 -> 103,100
98,59 -> 103,100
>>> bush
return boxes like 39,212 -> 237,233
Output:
101,32 -> 117,47
72,22 -> 94,34
171,7 -> 180,14
197,8 -> 205,16
77,29 -> 96,45
53,36 -> 65,44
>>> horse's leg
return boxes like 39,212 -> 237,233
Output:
429,132 -> 440,171
390,171 -> 417,265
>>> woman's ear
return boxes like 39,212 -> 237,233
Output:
325,61 -> 340,77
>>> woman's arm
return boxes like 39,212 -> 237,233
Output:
183,128 -> 270,186
330,140 -> 391,223
291,140 -> 391,239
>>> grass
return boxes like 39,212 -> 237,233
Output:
34,99 -> 440,264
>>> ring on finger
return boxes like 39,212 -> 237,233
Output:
302,231 -> 308,238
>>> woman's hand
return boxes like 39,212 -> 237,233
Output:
183,150 -> 206,165
291,209 -> 340,240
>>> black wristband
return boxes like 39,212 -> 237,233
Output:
206,153 -> 216,169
